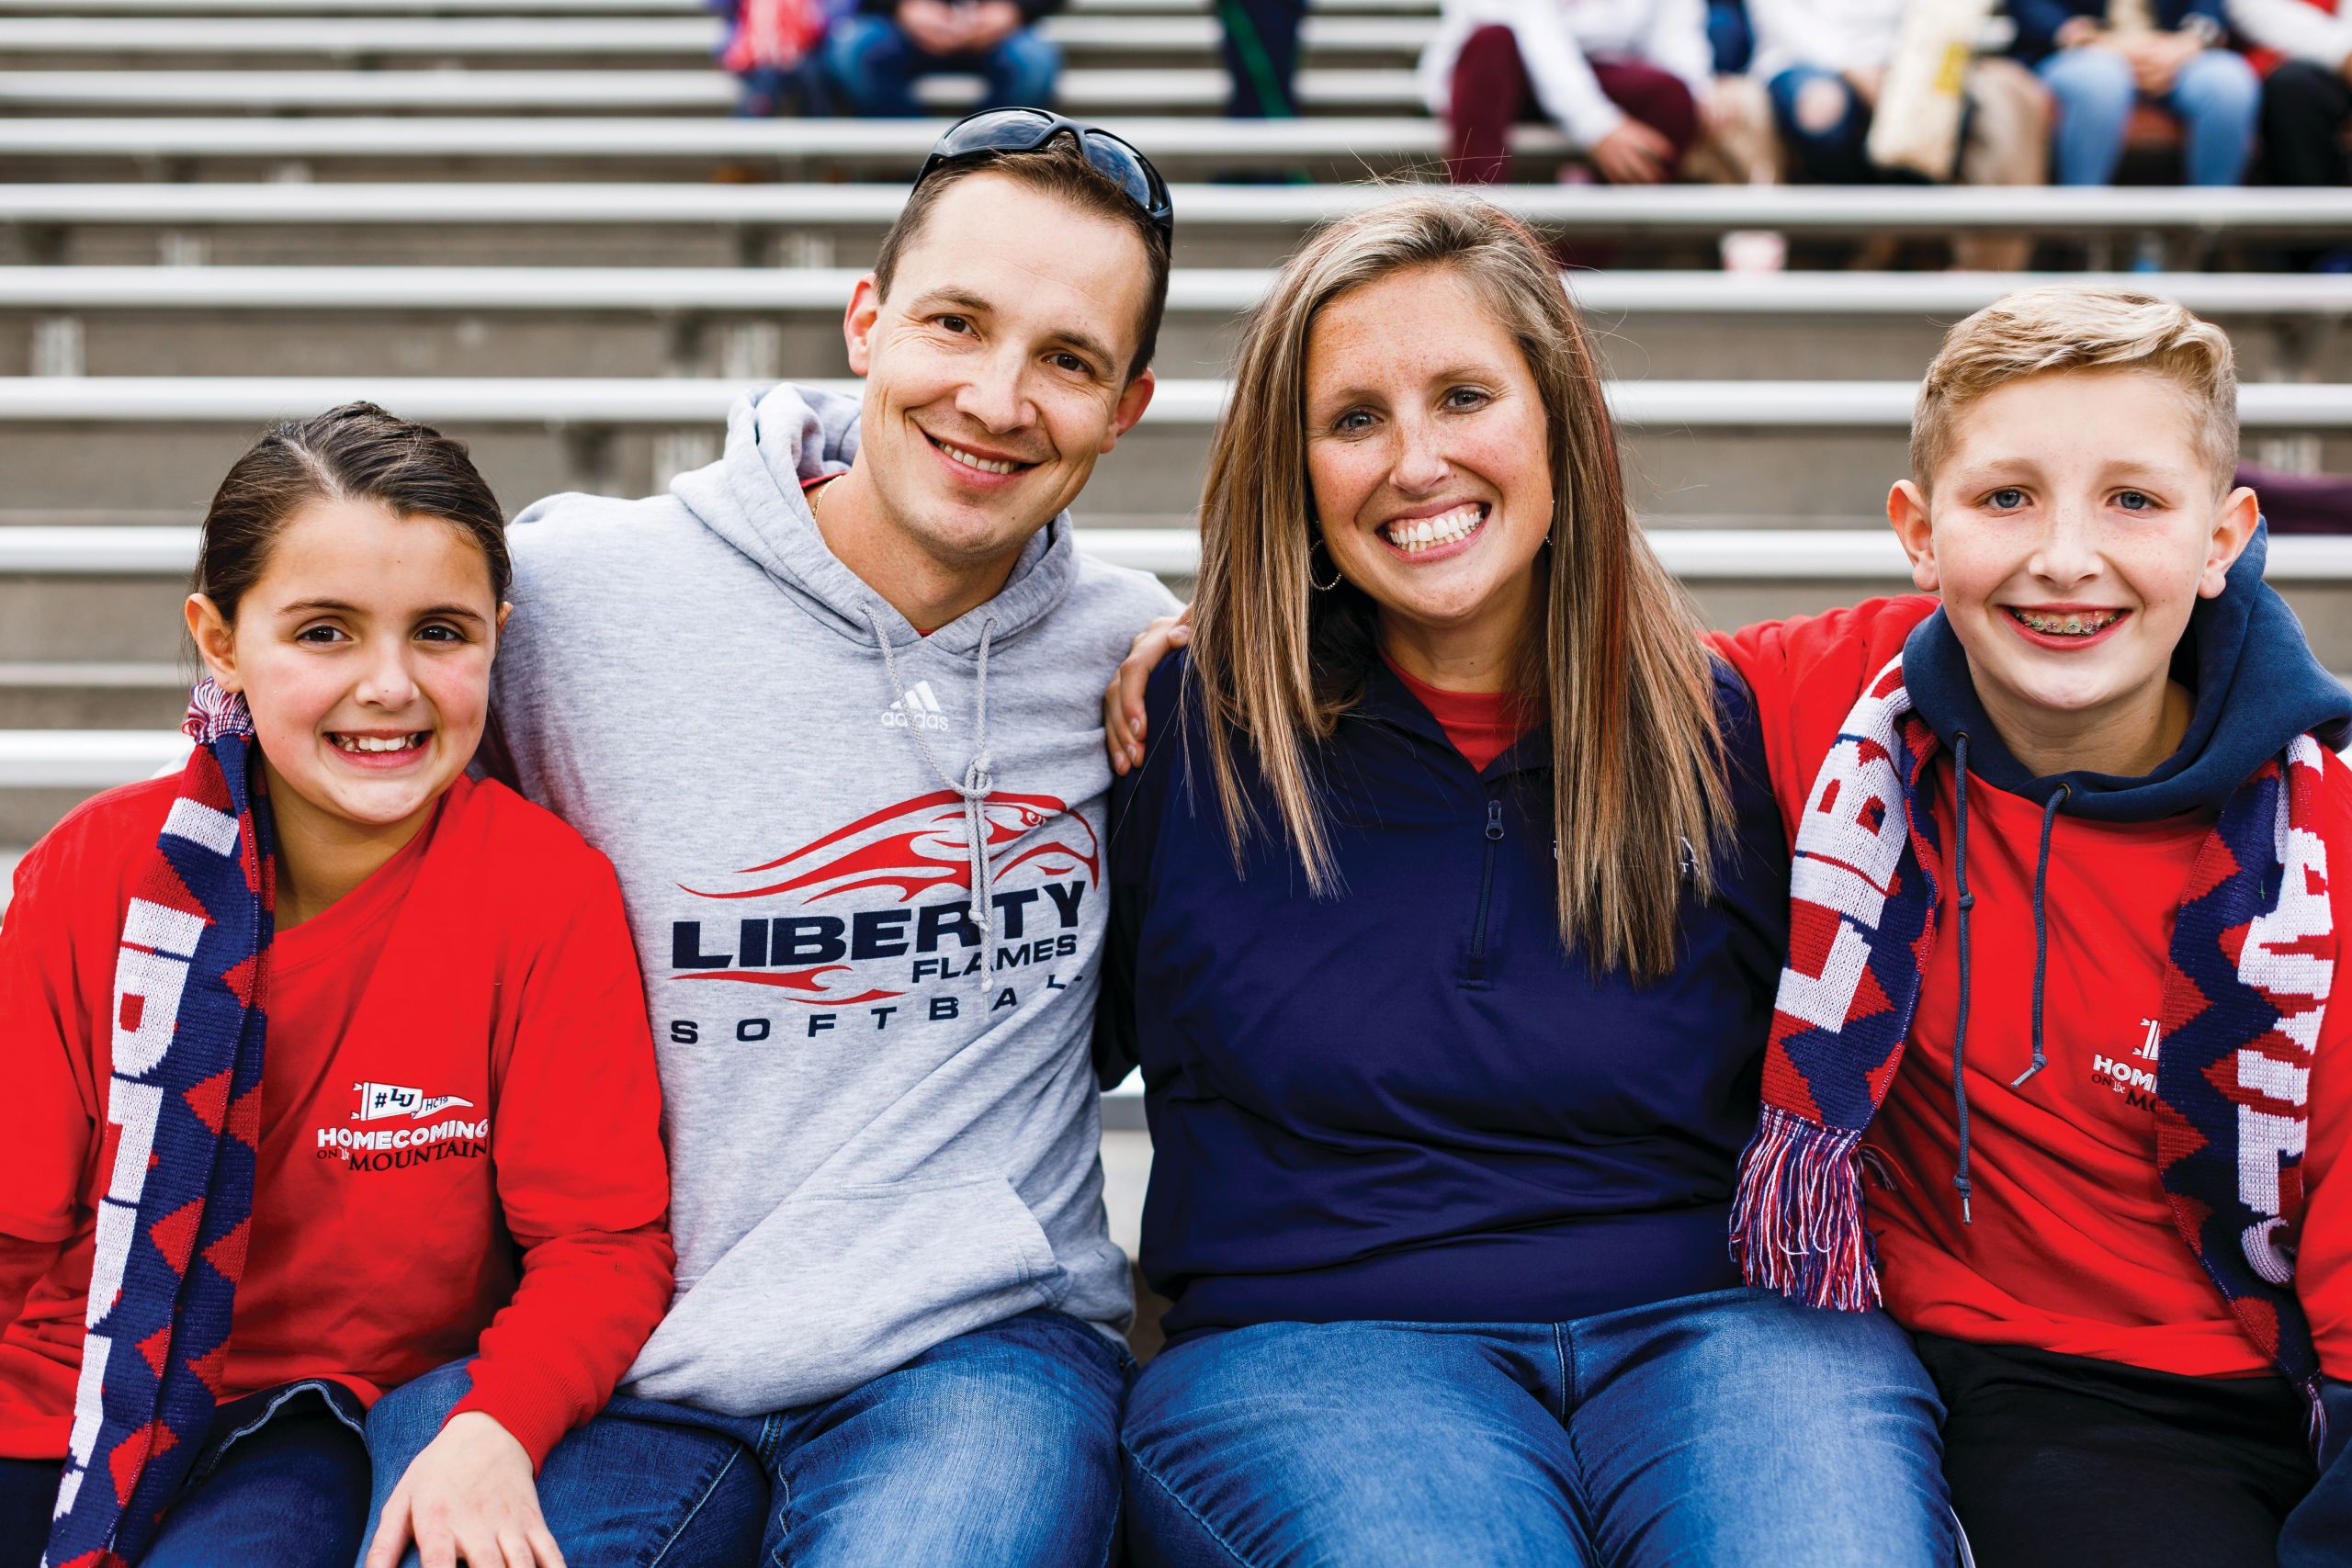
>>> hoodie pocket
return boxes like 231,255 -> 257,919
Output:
622,1173 -> 1059,1416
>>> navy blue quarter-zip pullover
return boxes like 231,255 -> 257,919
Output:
1098,652 -> 1792,1341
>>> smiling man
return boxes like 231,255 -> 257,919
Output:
355,112 -> 1179,1567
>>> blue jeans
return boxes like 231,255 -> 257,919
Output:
359,1309 -> 1132,1568
1122,1287 -> 1955,1567
0,1384 -> 370,1568
2036,44 -> 2259,186
822,13 -> 1060,118
1767,65 -> 1874,184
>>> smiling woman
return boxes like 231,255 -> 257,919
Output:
1096,194 -> 1960,1567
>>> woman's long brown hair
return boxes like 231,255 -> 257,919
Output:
1187,192 -> 1731,983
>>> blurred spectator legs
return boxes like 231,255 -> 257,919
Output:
2260,60 -> 2352,185
736,60 -> 832,115
824,12 -> 1059,116
2037,44 -> 2258,184
1446,25 -> 1696,183
1706,0 -> 1753,75
1217,0 -> 1306,116
1766,67 -> 1872,182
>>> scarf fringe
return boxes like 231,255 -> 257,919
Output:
1729,1106 -> 1882,1313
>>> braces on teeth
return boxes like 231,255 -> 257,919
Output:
2012,609 -> 2121,637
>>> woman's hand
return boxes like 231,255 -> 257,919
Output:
1104,606 -> 1192,774
365,1411 -> 565,1568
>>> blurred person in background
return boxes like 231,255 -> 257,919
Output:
1747,0 -> 2047,192
2009,0 -> 2261,185
2230,0 -> 2352,186
1219,0 -> 1307,116
826,0 -> 1061,116
1420,0 -> 1717,183
718,0 -> 851,115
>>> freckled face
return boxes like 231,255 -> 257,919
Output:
1302,265 -> 1555,658
1910,369 -> 2245,734
212,499 -> 502,834
845,173 -> 1157,573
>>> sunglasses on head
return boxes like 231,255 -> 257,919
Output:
914,107 -> 1174,247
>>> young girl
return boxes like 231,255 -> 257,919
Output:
0,404 -> 673,1568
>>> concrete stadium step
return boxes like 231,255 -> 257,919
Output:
2,267 -> 2341,383
0,114 -> 1563,181
4,375 -> 2348,522
0,67 -> 1430,115
6,531 -> 2350,842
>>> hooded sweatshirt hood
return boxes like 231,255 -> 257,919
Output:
493,381 -> 1178,1414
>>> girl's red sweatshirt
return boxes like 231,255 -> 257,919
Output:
0,773 -> 674,1467
1716,593 -> 2352,1381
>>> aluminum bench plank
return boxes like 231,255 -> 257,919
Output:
0,67 -> 1425,111
7,178 -> 2345,233
0,265 -> 2345,318
0,376 -> 2346,428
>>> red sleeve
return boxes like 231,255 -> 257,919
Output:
444,840 -> 673,1469
2297,757 -> 2352,1382
1708,595 -> 1941,841
0,822 -> 114,1375
0,828 -> 105,1271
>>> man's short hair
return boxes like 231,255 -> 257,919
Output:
871,134 -> 1172,383
1911,285 -> 2238,495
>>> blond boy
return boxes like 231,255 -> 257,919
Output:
1720,285 -> 2352,1566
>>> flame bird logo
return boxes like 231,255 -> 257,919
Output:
672,789 -> 1099,1004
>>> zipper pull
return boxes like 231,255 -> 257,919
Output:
1486,799 -> 1504,841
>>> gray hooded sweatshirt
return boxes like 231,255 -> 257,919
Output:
489,382 -> 1176,1414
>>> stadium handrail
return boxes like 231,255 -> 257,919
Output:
2,377 -> 2347,428
0,265 -> 2343,317
5,178 -> 2343,232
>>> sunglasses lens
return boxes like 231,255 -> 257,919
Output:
934,107 -> 1058,160
1071,138 -> 1152,210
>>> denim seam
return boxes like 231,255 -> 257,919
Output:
765,1449 -> 795,1568
642,1442 -> 752,1568
1124,1444 -> 1259,1567
1550,1322 -> 1572,1427
190,1379 -> 361,1486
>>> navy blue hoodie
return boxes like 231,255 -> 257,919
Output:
1097,653 -> 1792,1340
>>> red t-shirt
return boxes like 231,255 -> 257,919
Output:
1383,655 -> 1535,772
1716,596 -> 2352,1381
0,773 -> 675,1466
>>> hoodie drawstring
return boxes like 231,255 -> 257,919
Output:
1947,739 -> 2069,1226
866,606 -> 1000,946
1950,732 -> 1977,1225
2013,784 -> 2069,1091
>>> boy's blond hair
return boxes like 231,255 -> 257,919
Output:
1911,284 -> 2238,495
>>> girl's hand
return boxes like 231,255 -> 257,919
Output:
1104,606 -> 1192,774
365,1411 -> 565,1568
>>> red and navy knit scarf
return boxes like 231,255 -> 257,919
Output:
1730,654 -> 2335,1434
44,681 -> 274,1568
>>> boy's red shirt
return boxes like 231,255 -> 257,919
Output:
1715,596 -> 2352,1380
0,773 -> 675,1467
